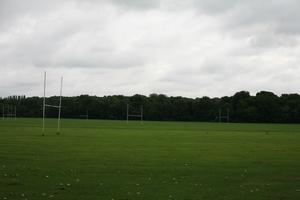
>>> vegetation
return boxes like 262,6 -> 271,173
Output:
1,91 -> 300,123
0,119 -> 299,199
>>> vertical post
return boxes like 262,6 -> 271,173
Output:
2,104 -> 4,120
42,71 -> 46,135
126,104 -> 129,124
86,110 -> 89,120
218,109 -> 221,123
141,105 -> 143,124
57,76 -> 63,134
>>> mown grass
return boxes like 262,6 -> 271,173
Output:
0,118 -> 299,200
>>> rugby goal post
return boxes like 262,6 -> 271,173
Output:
126,104 -> 143,124
218,108 -> 230,123
42,71 -> 63,135
2,104 -> 17,120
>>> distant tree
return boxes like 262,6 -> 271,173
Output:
255,91 -> 281,122
2,91 -> 300,123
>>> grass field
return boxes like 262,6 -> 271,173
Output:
0,118 -> 299,200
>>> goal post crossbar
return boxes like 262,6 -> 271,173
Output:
45,104 -> 61,108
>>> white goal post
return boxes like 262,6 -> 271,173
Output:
2,104 -> 17,120
42,71 -> 63,135
126,104 -> 143,124
218,108 -> 230,123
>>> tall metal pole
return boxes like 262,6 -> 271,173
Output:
126,104 -> 129,124
57,76 -> 63,134
42,71 -> 46,135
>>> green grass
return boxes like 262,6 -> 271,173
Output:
0,118 -> 300,200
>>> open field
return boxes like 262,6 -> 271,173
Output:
0,118 -> 299,200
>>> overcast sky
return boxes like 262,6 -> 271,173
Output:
0,0 -> 300,98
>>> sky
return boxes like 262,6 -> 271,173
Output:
0,0 -> 300,98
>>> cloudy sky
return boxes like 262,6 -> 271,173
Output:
0,0 -> 300,98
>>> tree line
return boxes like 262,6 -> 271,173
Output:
1,91 -> 300,123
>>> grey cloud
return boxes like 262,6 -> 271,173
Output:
189,0 -> 242,14
221,0 -> 300,35
248,34 -> 299,48
110,0 -> 161,10
0,0 -> 64,29
1,0 -> 300,97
